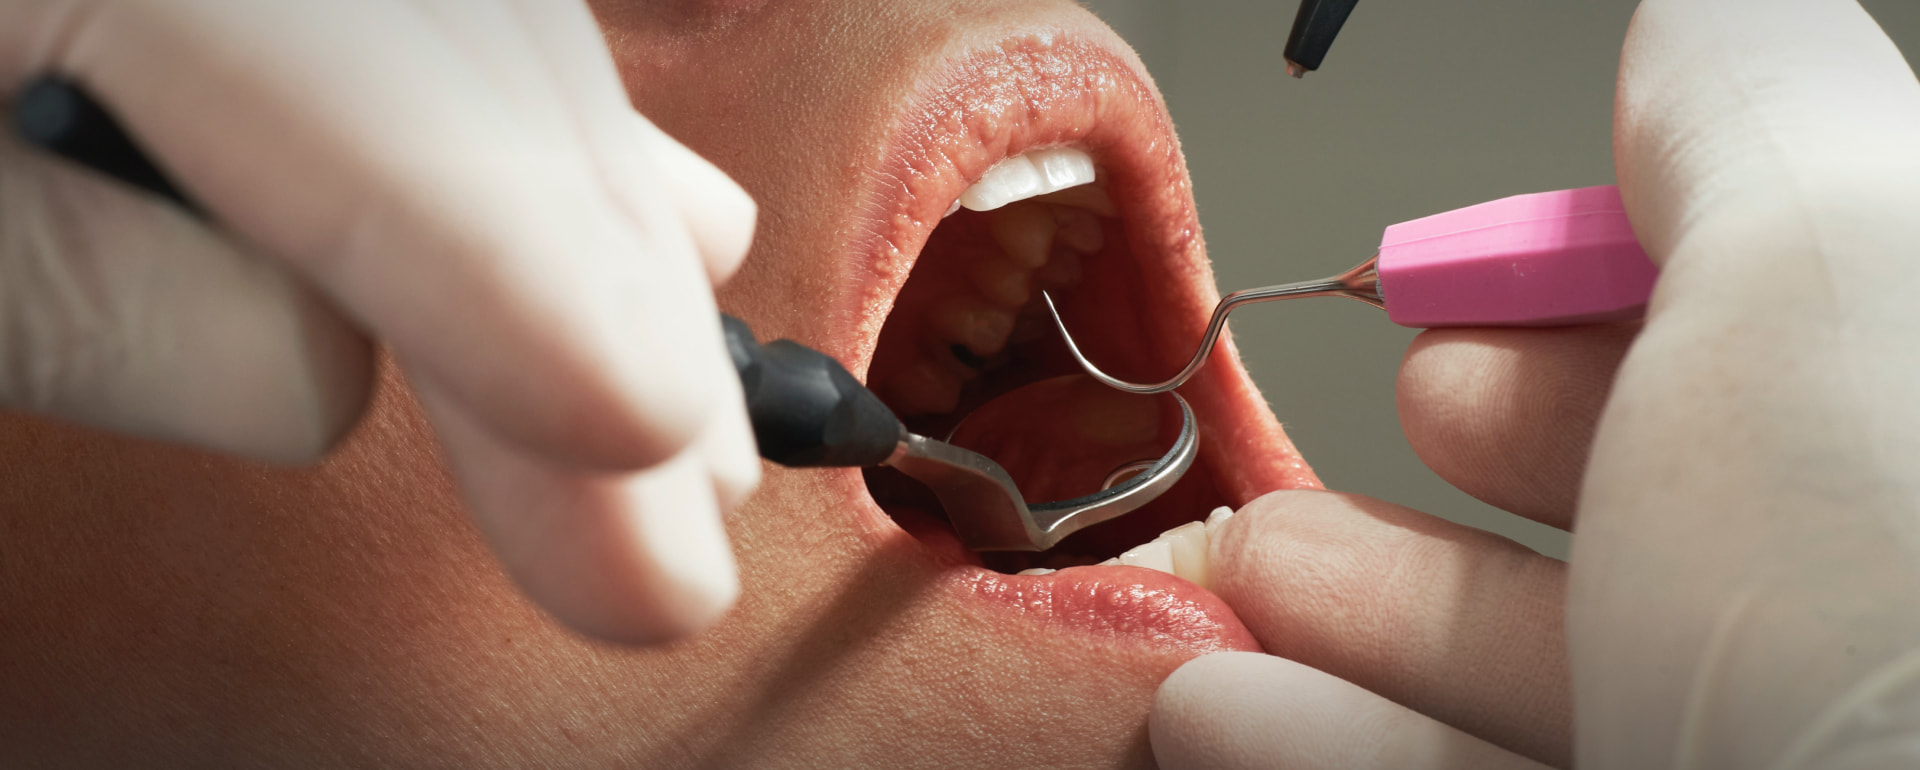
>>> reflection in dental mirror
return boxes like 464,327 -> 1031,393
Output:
946,374 -> 1182,505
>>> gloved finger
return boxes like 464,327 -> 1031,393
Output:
632,116 -> 758,285
0,134 -> 372,463
1210,490 -> 1571,767
1576,2 -> 1920,765
698,365 -> 763,512
499,0 -> 757,285
410,366 -> 741,643
1151,652 -> 1553,770
2,0 -> 743,473
1396,322 -> 1638,530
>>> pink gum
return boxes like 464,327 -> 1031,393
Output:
1376,185 -> 1657,328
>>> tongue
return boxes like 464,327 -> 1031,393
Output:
946,375 -> 1184,504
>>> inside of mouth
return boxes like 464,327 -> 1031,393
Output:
864,160 -> 1231,574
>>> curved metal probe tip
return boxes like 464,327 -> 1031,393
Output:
1043,254 -> 1385,395
885,392 -> 1199,552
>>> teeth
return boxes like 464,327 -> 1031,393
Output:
1016,568 -> 1056,576
928,294 -> 1017,357
1033,247 -> 1083,289
1052,206 -> 1106,255
1094,507 -> 1237,588
1035,184 -> 1118,218
986,203 -> 1057,269
966,252 -> 1034,308
876,357 -> 965,417
958,148 -> 1098,212
883,149 -> 1119,422
1115,539 -> 1175,573
1205,505 -> 1235,533
1161,521 -> 1211,590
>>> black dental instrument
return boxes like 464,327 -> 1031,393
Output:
1284,0 -> 1360,77
721,316 -> 1197,551
11,78 -> 190,208
9,75 -> 1199,552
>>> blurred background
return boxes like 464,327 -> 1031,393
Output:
1078,0 -> 1920,558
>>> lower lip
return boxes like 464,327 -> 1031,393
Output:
948,566 -> 1262,654
891,497 -> 1261,653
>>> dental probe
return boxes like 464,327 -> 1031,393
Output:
9,75 -> 1200,553
1284,0 -> 1361,78
721,317 -> 1197,551
1044,185 -> 1659,395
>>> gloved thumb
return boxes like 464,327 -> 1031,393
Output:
1151,652 -> 1553,770
0,133 -> 372,463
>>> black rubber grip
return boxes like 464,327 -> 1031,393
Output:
11,77 -> 193,210
1284,0 -> 1360,72
721,315 -> 902,468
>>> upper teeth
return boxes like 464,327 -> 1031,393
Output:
958,147 -> 1099,212
878,148 -> 1114,418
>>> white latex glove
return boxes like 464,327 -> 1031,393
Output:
1152,0 -> 1920,767
0,0 -> 760,644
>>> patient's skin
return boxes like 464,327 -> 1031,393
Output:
0,1 -> 1318,766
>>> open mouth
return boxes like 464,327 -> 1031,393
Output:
812,33 -> 1319,648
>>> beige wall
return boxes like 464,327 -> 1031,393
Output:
1082,0 -> 1920,557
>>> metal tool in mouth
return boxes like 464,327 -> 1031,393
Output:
722,315 -> 1199,552
1044,186 -> 1661,397
885,392 -> 1197,552
1040,256 -> 1384,396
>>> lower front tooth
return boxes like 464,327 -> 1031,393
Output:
1205,505 -> 1235,537
1016,568 -> 1056,576
1159,521 -> 1210,589
1115,539 -> 1175,574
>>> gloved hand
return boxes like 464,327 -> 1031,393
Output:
0,0 -> 759,644
1150,0 -> 1920,767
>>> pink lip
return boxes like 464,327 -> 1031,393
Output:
820,32 -> 1314,653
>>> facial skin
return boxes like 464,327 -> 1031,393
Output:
0,1 -> 1324,767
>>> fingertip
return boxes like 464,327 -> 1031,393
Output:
544,456 -> 742,645
702,377 -> 763,512
1150,652 -> 1322,770
416,379 -> 741,645
1395,326 -> 1634,528
642,118 -> 757,284
623,461 -> 743,640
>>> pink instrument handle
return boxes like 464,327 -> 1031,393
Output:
1375,185 -> 1657,328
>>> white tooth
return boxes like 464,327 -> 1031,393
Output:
1052,206 -> 1107,254
1035,184 -> 1118,217
1115,539 -> 1175,574
959,148 -> 1099,212
1029,148 -> 1097,190
1160,521 -> 1211,589
986,203 -> 1056,269
943,199 -> 961,218
1205,506 -> 1236,538
1016,568 -> 1056,576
